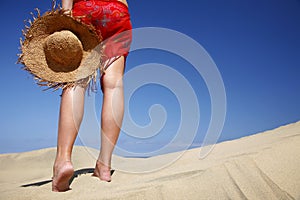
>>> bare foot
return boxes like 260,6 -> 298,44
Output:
52,161 -> 74,192
92,160 -> 112,182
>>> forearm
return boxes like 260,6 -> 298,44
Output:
62,0 -> 73,10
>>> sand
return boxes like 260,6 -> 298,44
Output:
0,121 -> 299,200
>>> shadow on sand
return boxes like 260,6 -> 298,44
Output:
20,168 -> 115,187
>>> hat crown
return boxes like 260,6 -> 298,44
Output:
44,30 -> 83,72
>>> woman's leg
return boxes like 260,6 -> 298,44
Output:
93,56 -> 125,181
52,86 -> 86,192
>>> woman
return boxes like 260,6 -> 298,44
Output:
52,0 -> 132,192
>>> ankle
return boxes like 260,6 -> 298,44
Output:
97,153 -> 111,167
96,159 -> 111,169
55,152 -> 72,161
54,159 -> 72,170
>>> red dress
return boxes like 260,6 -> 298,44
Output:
72,0 -> 132,72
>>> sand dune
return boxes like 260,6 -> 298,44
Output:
1,121 -> 299,200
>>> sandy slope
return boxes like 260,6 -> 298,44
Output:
0,121 -> 299,200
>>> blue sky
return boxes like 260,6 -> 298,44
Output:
0,0 -> 299,155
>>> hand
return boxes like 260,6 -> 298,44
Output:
60,8 -> 72,17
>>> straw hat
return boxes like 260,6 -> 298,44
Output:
18,8 -> 102,90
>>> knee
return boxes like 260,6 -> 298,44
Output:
101,74 -> 123,91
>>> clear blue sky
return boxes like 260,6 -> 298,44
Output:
0,0 -> 299,155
